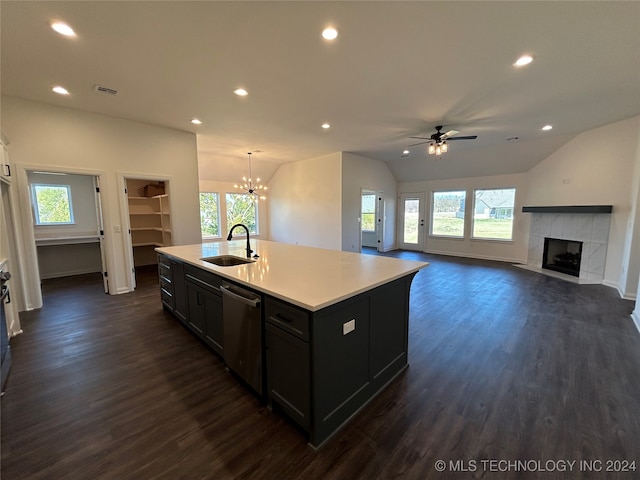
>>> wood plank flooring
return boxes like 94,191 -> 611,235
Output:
2,254 -> 639,479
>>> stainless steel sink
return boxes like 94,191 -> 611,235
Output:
201,255 -> 255,266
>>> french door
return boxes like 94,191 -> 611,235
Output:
398,192 -> 426,251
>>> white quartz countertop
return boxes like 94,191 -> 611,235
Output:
157,240 -> 428,311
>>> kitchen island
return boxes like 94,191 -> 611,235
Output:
156,240 -> 428,448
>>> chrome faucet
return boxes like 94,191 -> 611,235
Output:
227,224 -> 253,258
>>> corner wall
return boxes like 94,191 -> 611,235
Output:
341,152 -> 397,252
267,152 -> 342,250
525,115 -> 640,295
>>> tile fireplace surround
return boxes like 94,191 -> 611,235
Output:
524,208 -> 612,284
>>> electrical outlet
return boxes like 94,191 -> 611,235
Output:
343,319 -> 356,335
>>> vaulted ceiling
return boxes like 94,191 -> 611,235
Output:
2,1 -> 639,183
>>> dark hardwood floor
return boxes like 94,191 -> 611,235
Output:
2,255 -> 639,479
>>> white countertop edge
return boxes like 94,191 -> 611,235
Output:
157,241 -> 428,312
164,253 -> 424,311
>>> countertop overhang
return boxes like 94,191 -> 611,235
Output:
157,240 -> 428,311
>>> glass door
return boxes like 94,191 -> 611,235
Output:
398,192 -> 425,251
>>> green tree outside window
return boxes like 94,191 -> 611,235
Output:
199,192 -> 220,237
32,184 -> 74,224
226,193 -> 258,234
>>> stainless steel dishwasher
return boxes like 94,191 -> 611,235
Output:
221,284 -> 263,395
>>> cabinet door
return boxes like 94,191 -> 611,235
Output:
266,323 -> 310,429
186,283 -> 205,335
171,260 -> 187,323
203,292 -> 223,357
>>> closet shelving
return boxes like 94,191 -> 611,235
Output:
127,194 -> 172,247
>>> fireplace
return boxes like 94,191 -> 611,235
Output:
542,238 -> 583,277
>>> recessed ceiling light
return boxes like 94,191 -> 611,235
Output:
322,27 -> 338,40
514,55 -> 533,67
191,119 -> 202,125
234,88 -> 248,96
541,125 -> 553,131
322,123 -> 331,129
51,22 -> 76,37
402,149 -> 410,155
52,86 -> 70,95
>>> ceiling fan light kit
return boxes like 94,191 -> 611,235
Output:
409,125 -> 477,156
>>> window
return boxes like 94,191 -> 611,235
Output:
199,192 -> 221,237
431,190 -> 465,237
31,184 -> 74,225
226,193 -> 258,234
472,188 -> 516,240
361,193 -> 376,232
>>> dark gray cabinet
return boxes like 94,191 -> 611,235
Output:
265,298 -> 310,428
158,255 -> 174,311
185,282 -> 206,334
157,254 -> 187,323
184,264 -> 224,357
171,259 -> 187,323
157,253 -> 417,449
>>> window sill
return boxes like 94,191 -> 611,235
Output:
428,235 -> 465,240
471,237 -> 514,243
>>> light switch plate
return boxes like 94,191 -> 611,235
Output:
343,319 -> 356,335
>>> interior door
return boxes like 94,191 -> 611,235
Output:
398,192 -> 425,251
375,191 -> 384,252
93,176 -> 109,293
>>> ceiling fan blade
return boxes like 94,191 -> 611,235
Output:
409,136 -> 431,140
442,129 -> 459,138
446,135 -> 478,141
408,140 -> 432,147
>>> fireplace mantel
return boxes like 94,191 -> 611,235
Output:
522,205 -> 612,214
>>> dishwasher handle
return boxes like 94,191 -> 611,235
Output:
220,285 -> 261,308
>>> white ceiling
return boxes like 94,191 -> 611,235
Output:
2,1 -> 639,183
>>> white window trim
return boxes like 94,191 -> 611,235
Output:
470,187 -> 516,241
430,190 -> 466,238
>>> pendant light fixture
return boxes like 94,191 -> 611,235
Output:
234,152 -> 267,201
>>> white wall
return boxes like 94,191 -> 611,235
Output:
2,96 -> 201,305
268,152 -> 342,250
526,115 -> 640,295
341,153 -> 397,252
400,173 -> 529,263
199,180 -> 269,241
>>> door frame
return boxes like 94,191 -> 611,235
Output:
14,163 -> 114,310
398,192 -> 426,251
360,189 -> 384,252
119,172 -> 173,291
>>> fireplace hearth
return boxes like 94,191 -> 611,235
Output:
542,238 -> 583,277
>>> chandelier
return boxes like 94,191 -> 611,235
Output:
235,152 -> 267,201
428,141 -> 448,156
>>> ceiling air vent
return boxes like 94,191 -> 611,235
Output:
93,84 -> 118,95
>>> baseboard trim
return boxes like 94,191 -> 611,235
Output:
40,268 -> 101,280
424,248 -> 524,264
602,280 -> 637,301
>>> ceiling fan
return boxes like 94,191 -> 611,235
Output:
408,125 -> 477,155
